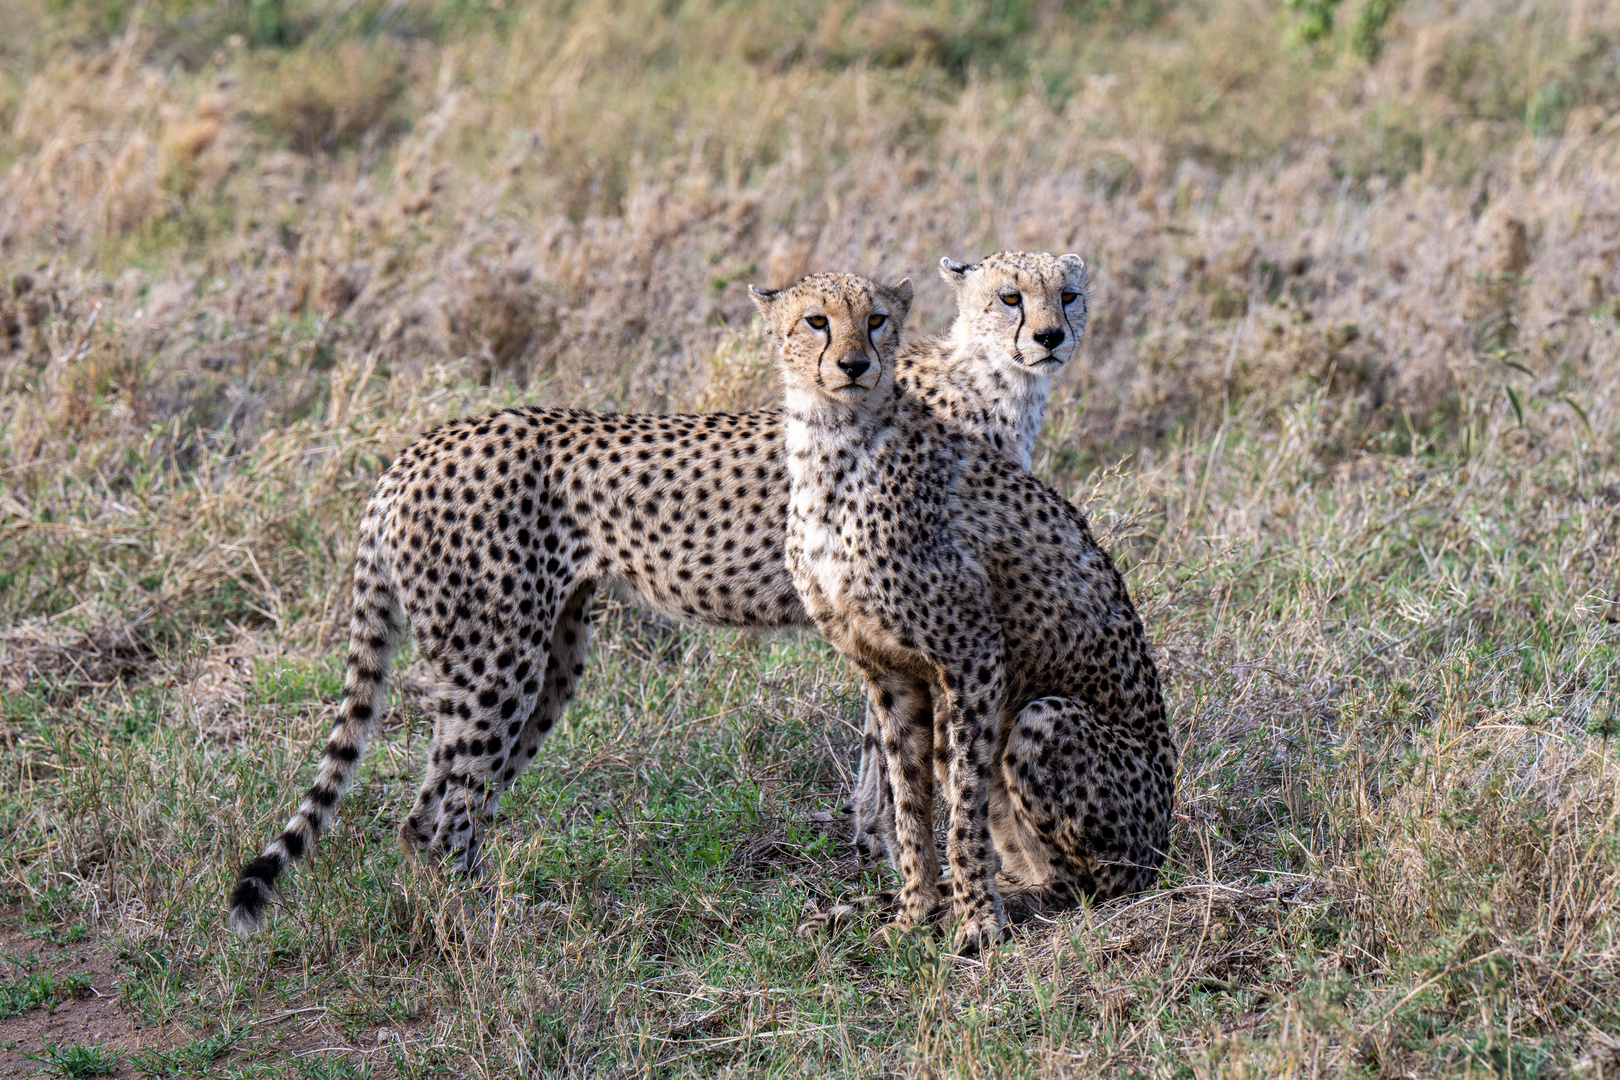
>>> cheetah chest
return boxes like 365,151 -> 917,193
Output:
787,498 -> 848,602
785,503 -> 933,678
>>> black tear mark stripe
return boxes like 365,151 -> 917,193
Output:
1063,272 -> 1087,344
849,296 -> 878,370
1013,289 -> 1026,362
813,323 -> 831,390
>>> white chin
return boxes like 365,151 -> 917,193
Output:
783,386 -> 826,414
1001,355 -> 1058,376
991,352 -> 1035,372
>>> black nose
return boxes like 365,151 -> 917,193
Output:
1033,328 -> 1065,350
837,356 -> 871,380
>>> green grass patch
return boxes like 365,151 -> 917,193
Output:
20,1042 -> 120,1078
0,971 -> 91,1018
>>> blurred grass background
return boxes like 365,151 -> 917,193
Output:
1,0 -> 1619,1076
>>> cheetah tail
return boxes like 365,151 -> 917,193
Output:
227,568 -> 402,935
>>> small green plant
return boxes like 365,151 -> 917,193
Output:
20,1043 -> 121,1079
1526,81 -> 1564,136
0,972 -> 91,1019
1352,0 -> 1401,60
127,1024 -> 248,1078
1590,703 -> 1620,742
1286,0 -> 1339,47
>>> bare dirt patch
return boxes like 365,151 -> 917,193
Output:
0,912 -> 163,1079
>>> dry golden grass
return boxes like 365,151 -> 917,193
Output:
1,0 -> 1618,1076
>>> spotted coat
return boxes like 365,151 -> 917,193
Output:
758,274 -> 1174,950
226,255 -> 1085,934
849,250 -> 1090,864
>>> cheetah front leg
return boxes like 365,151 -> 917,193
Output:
846,623 -> 1009,951
933,638 -> 1008,954
852,674 -> 966,871
802,677 -> 929,939
849,682 -> 907,867
863,669 -> 943,932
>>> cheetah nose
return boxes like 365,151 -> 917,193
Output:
1032,328 -> 1065,350
836,354 -> 871,380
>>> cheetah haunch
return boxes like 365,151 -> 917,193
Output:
227,253 -> 1089,934
755,273 -> 1173,951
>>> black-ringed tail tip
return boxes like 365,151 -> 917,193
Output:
227,854 -> 280,934
228,824 -> 310,934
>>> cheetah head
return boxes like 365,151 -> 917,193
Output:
749,272 -> 913,406
939,251 -> 1089,378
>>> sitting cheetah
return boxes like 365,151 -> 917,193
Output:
754,273 -> 1173,950
850,251 -> 1089,864
227,254 -> 1087,934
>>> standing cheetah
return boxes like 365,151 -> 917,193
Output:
756,273 -> 1172,950
227,255 -> 1087,934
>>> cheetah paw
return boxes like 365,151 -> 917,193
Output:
795,891 -> 896,938
948,906 -> 1006,956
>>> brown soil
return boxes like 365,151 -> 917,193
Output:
0,911 -> 161,1079
0,908 -> 427,1077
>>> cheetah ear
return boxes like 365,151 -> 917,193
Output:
1059,253 -> 1088,288
938,257 -> 973,287
888,277 -> 913,319
747,284 -> 780,321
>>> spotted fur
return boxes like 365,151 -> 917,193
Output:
226,255 -> 1084,935
756,274 -> 1174,949
849,250 -> 1089,864
227,407 -> 802,933
904,250 -> 1089,471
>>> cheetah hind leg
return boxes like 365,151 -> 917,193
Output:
400,682 -> 509,877
997,883 -> 1078,925
847,686 -> 897,866
404,611 -> 554,875
493,581 -> 596,800
1001,696 -> 1169,904
458,581 -> 595,894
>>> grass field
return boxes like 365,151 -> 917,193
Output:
2,0 -> 1619,1075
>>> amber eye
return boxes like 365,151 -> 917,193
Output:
1000,292 -> 1021,306
1061,291 -> 1078,305
868,314 -> 886,330
806,315 -> 828,330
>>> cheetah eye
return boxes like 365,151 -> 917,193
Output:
1061,291 -> 1078,305
1000,292 -> 1021,307
806,315 -> 828,331
867,314 -> 886,330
